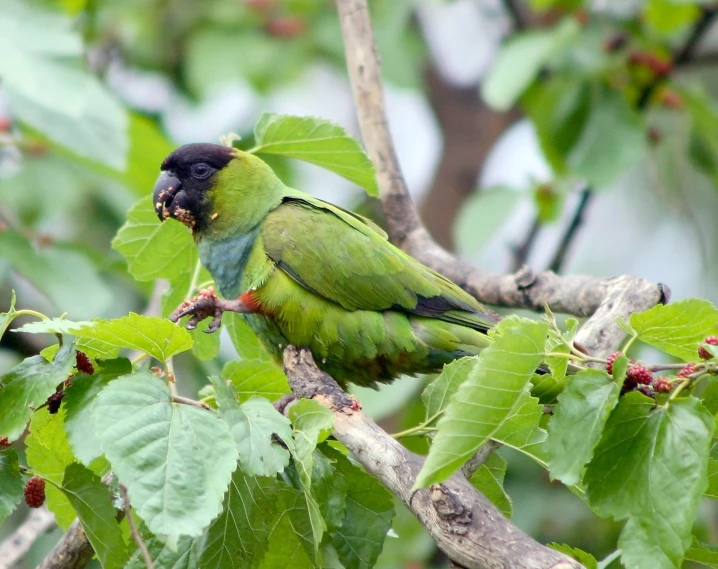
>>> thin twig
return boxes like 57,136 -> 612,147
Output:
501,0 -> 527,31
548,188 -> 593,273
121,485 -> 154,569
172,394 -> 212,411
0,507 -> 56,568
511,216 -> 542,272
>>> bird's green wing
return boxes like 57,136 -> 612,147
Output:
261,196 -> 498,331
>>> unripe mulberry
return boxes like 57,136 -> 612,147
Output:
678,363 -> 698,378
75,351 -> 94,375
606,352 -> 623,375
653,377 -> 673,393
24,477 -> 46,508
699,336 -> 718,360
626,364 -> 653,385
0,437 -> 9,449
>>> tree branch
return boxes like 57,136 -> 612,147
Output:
0,507 -> 56,568
336,0 -> 667,361
547,188 -> 593,274
283,346 -> 584,569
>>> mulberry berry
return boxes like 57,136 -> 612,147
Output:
24,477 -> 46,508
606,352 -> 623,375
653,377 -> 673,393
626,364 -> 653,385
75,351 -> 94,375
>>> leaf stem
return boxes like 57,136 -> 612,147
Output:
185,260 -> 203,300
172,394 -> 213,411
391,409 -> 443,439
121,484 -> 155,569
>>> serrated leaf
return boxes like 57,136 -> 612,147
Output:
685,537 -> 718,567
25,407 -> 77,529
252,113 -> 378,196
416,317 -> 548,487
92,372 -> 237,540
223,359 -> 289,402
585,395 -> 714,569
0,341 -> 76,441
547,543 -> 598,569
547,369 -> 620,485
289,399 -> 334,551
492,388 -> 548,466
77,313 -> 193,363
60,463 -> 128,569
0,448 -> 23,523
126,525 -> 201,569
630,298 -> 718,361
210,376 -> 292,477
64,358 -> 132,465
224,314 -> 274,363
329,448 -> 394,569
421,357 -> 475,420
468,453 -> 512,517
482,19 -> 580,111
199,469 -> 279,569
112,197 -> 197,282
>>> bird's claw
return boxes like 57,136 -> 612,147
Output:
170,287 -> 224,334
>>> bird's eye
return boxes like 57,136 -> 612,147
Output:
191,163 -> 212,180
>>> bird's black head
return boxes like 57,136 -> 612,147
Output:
153,143 -> 235,231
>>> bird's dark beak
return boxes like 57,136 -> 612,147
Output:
153,171 -> 181,222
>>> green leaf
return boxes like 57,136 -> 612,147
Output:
0,0 -> 127,169
92,372 -> 238,540
548,543 -> 598,569
0,290 -> 17,340
199,469 -> 279,569
644,0 -> 700,34
0,341 -> 76,441
64,358 -> 132,465
252,113 -> 379,196
685,89 -> 718,189
629,298 -> 718,361
60,463 -> 128,569
568,85 -> 646,188
468,453 -> 512,518
224,313 -> 274,362
209,376 -> 293,477
330,448 -> 394,569
112,197 -> 197,282
77,313 -> 193,363
25,408 -> 77,529
415,317 -> 548,487
492,388 -> 548,466
585,395 -> 714,569
289,399 -> 334,551
421,357 -> 475,420
0,448 -> 23,523
313,448 -> 347,533
454,187 -> 521,255
482,19 -> 580,111
547,369 -> 620,485
223,359 -> 290,402
125,525 -> 201,569
706,457 -> 718,499
685,537 -> 718,567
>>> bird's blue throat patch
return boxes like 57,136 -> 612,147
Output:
197,227 -> 260,299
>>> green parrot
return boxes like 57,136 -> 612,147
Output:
153,143 -> 499,388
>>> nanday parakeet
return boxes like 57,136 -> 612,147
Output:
153,143 -> 500,388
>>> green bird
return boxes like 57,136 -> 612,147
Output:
153,143 -> 499,388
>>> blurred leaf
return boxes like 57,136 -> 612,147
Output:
524,76 -> 592,174
421,357 -> 475,420
124,114 -> 175,195
112,197 -> 197,282
224,313 -> 274,362
482,18 -> 580,112
629,298 -> 718,361
0,342 -> 76,442
454,187 -> 521,255
60,463 -> 129,569
685,538 -> 718,567
0,448 -> 23,524
289,399 -> 334,551
0,291 -> 17,340
64,358 -> 132,465
415,317 -> 547,488
547,369 -> 620,486
0,230 -> 112,318
222,359 -> 290,402
548,543 -> 598,568
252,113 -> 379,196
210,376 -> 293,477
329,448 -> 394,569
468,453 -> 512,517
644,0 -> 700,34
26,408 -> 77,529
0,1 -> 127,168
199,470 -> 279,569
568,85 -> 646,188
707,458 -> 718,499
684,89 -> 718,190
93,372 -> 238,540
585,394 -> 714,569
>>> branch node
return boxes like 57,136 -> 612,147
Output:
514,266 -> 538,289
430,484 -> 472,530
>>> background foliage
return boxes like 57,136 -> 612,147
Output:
3,0 -> 718,568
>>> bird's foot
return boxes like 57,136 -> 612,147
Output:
170,287 -> 257,333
